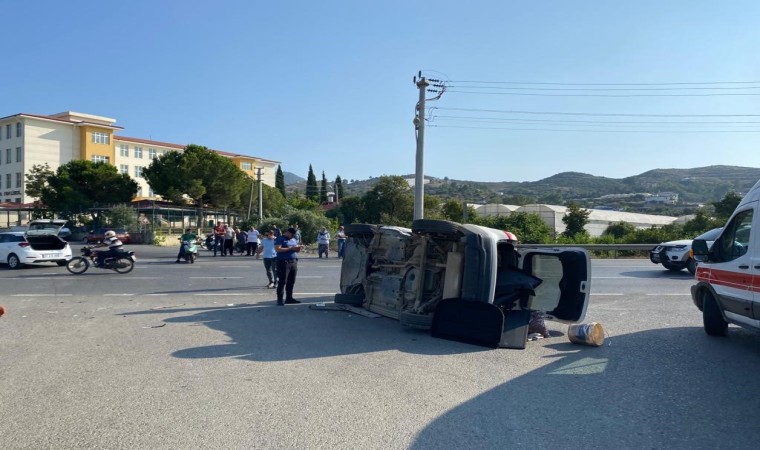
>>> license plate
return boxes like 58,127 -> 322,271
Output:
41,253 -> 56,258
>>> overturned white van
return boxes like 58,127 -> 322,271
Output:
337,220 -> 591,348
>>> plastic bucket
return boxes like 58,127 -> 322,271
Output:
568,322 -> 605,347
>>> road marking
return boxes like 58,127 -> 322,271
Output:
104,294 -> 135,297
144,293 -> 169,296
109,277 -> 161,280
646,293 -> 691,296
10,294 -> 73,297
193,276 -> 243,279
15,277 -> 67,280
195,293 -> 249,296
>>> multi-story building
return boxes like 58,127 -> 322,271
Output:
0,111 -> 279,204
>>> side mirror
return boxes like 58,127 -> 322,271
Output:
692,239 -> 709,262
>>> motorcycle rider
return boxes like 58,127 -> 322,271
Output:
176,228 -> 198,263
93,230 -> 124,266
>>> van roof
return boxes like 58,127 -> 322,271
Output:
741,179 -> 760,206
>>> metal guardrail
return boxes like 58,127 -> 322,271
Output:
518,244 -> 656,251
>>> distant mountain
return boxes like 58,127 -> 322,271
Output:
337,166 -> 760,206
283,171 -> 305,185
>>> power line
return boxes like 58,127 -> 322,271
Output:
429,124 -> 760,133
447,80 -> 760,86
445,89 -> 760,97
435,107 -> 760,118
431,114 -> 760,126
446,85 -> 760,91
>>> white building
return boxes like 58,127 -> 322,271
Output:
0,111 -> 280,204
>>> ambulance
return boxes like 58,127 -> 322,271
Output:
691,180 -> 759,336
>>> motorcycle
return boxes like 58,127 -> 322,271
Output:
202,234 -> 216,251
66,246 -> 136,274
180,238 -> 199,264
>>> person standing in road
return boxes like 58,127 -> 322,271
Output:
271,224 -> 281,238
336,225 -> 346,259
235,227 -> 247,255
256,230 -> 278,288
290,224 -> 302,245
274,227 -> 303,305
223,225 -> 235,256
213,221 -> 225,256
317,227 -> 330,258
246,226 -> 260,256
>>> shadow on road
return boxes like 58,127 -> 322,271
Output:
620,269 -> 694,279
408,326 -> 760,449
122,300 -> 489,361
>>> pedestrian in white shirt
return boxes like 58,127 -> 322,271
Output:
246,226 -> 260,256
317,227 -> 330,258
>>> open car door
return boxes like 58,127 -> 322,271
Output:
517,246 -> 591,323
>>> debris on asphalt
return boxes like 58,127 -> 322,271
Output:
150,304 -> 185,310
309,303 -> 382,318
568,322 -> 605,346
141,323 -> 167,329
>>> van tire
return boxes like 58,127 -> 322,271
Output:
399,310 -> 434,330
703,292 -> 728,337
686,258 -> 697,275
411,220 -> 460,236
344,224 -> 377,238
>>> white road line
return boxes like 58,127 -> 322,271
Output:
646,293 -> 691,296
144,294 -> 169,296
194,293 -> 249,296
103,294 -> 135,297
10,294 -> 73,297
193,276 -> 243,279
15,277 -> 67,280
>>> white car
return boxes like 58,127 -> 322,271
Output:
0,219 -> 73,269
649,227 -> 722,275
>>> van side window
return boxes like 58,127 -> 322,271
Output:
714,210 -> 753,263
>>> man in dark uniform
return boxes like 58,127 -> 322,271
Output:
274,227 -> 303,305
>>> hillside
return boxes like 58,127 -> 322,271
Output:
327,165 -> 760,206
283,171 -> 305,185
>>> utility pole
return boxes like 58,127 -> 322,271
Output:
247,177 -> 255,220
413,73 -> 428,221
257,167 -> 264,222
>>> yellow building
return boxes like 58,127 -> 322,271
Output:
0,111 -> 280,204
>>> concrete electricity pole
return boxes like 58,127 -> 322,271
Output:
413,74 -> 429,221
257,167 -> 264,221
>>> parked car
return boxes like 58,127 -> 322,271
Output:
0,219 -> 72,269
649,227 -> 722,275
337,219 -> 591,349
691,179 -> 758,337
84,228 -> 131,244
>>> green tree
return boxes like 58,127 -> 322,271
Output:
320,171 -> 328,203
275,165 -> 286,197
286,191 -> 321,211
40,160 -> 138,222
305,164 -> 319,201
105,204 -> 139,230
562,202 -> 590,238
683,208 -> 722,236
24,163 -> 55,201
361,176 -> 413,225
335,175 -> 344,201
441,198 -> 465,221
603,221 -> 637,239
142,144 -> 248,209
473,212 -> 553,244
334,196 -> 363,224
712,191 -> 742,222
239,181 -> 288,219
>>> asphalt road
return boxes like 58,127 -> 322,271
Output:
1,245 -> 759,449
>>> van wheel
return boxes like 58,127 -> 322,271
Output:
686,258 -> 697,275
399,310 -> 434,330
7,254 -> 23,270
411,220 -> 460,236
703,292 -> 728,336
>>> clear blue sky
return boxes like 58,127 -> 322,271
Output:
4,1 -> 759,183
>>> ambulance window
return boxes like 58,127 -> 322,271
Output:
715,210 -> 752,262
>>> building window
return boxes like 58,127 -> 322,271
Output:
16,147 -> 22,162
15,172 -> 21,188
241,162 -> 253,171
119,144 -> 129,157
5,124 -> 10,140
148,148 -> 157,159
134,166 -> 143,178
5,148 -> 10,164
5,173 -> 10,189
134,147 -> 143,158
91,131 -> 110,144
92,155 -> 110,164
119,164 -> 129,174
15,198 -> 21,204
16,122 -> 22,138
148,188 -> 154,197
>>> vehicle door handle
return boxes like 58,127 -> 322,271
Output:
739,265 -> 750,269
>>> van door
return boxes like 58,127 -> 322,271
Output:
517,247 -> 591,323
710,205 -> 757,325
